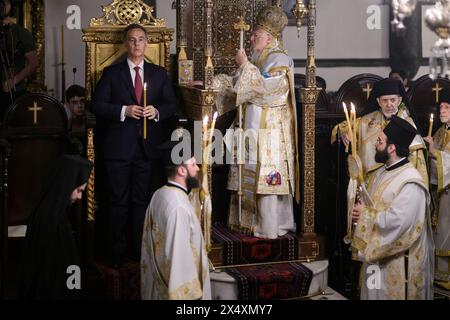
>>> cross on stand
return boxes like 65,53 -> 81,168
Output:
362,83 -> 372,100
432,82 -> 442,103
28,101 -> 43,125
233,16 -> 250,50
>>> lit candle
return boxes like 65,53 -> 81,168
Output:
342,102 -> 354,155
350,102 -> 357,155
342,102 -> 351,128
428,113 -> 434,137
350,102 -> 356,124
143,82 -> 147,140
202,116 -> 209,191
203,115 -> 209,140
202,115 -> 209,162
208,112 -> 218,147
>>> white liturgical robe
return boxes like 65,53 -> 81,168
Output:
352,160 -> 434,300
141,183 -> 211,300
430,125 -> 450,289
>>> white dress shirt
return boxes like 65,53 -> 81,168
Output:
120,58 -> 159,122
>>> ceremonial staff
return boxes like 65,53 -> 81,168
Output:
233,16 -> 249,225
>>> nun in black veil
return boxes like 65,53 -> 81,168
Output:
19,154 -> 93,299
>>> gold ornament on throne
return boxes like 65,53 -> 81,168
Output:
90,0 -> 165,27
82,1 -> 173,225
83,0 -> 173,100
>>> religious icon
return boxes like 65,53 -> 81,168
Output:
266,171 -> 282,186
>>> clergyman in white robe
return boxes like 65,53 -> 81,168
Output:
429,123 -> 450,289
141,182 -> 211,300
355,159 -> 434,299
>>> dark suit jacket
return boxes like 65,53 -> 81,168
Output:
92,60 -> 177,160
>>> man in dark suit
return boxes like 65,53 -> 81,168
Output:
92,23 -> 176,267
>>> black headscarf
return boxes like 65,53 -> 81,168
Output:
19,154 -> 93,300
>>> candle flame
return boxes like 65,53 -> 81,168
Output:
213,112 -> 218,120
431,113 -> 434,120
144,82 -> 147,90
203,116 -> 209,125
350,102 -> 355,112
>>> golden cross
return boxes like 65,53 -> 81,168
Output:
233,16 -> 250,50
362,83 -> 372,100
432,82 -> 442,103
28,101 -> 42,125
233,16 -> 250,32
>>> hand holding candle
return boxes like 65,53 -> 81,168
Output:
342,102 -> 354,154
428,113 -> 434,137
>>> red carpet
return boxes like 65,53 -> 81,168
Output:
225,262 -> 313,300
212,222 -> 298,265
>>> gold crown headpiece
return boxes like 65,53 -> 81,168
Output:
256,5 -> 288,37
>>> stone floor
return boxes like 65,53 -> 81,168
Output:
308,287 -> 347,300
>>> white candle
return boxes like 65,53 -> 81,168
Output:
240,31 -> 244,50
143,82 -> 147,140
350,102 -> 357,155
208,112 -> 218,147
428,113 -> 434,137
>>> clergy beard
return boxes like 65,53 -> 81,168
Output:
375,146 -> 389,164
250,49 -> 262,63
381,109 -> 398,120
186,175 -> 199,193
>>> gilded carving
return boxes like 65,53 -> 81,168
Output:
87,128 -> 95,222
204,94 -> 215,105
178,0 -> 268,80
23,0 -> 46,92
90,0 -> 165,27
82,27 -> 173,100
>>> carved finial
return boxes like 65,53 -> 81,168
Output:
233,16 -> 250,32
90,0 -> 165,27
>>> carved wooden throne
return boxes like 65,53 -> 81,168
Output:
81,0 -> 174,254
176,1 -> 327,268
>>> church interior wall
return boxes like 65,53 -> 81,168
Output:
42,0 -> 439,98
43,0 -> 175,100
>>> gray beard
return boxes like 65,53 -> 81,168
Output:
250,49 -> 262,63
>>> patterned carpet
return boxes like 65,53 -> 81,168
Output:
96,261 -> 140,300
225,262 -> 313,300
212,222 -> 298,265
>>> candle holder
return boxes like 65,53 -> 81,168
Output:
425,0 -> 450,80
291,0 -> 308,38
391,0 -> 417,34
